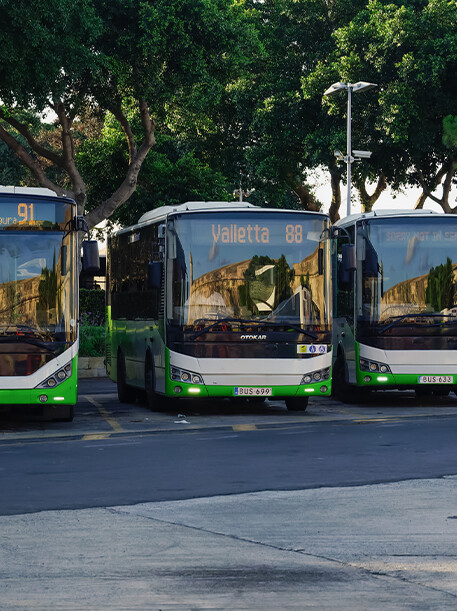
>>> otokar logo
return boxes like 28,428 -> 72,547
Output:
240,334 -> 267,340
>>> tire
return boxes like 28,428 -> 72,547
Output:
46,404 -> 74,422
117,351 -> 130,404
61,405 -> 74,422
332,356 -> 357,403
285,397 -> 309,411
415,387 -> 449,400
145,356 -> 163,411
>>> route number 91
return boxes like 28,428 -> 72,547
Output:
18,203 -> 34,223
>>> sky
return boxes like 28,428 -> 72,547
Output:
313,167 -> 454,218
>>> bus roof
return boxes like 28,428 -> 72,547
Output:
137,201 -> 257,225
135,201 -> 329,228
0,186 -> 73,199
334,208 -> 440,228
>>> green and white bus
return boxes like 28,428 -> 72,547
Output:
106,201 -> 332,411
333,209 -> 457,400
0,187 -> 98,421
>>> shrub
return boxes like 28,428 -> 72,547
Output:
79,325 -> 105,357
80,288 -> 105,326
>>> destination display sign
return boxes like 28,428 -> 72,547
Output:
0,200 -> 72,230
385,230 -> 457,242
211,222 -> 304,245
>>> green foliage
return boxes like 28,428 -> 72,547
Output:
77,132 -> 232,228
443,115 -> 457,150
425,258 -> 455,311
0,141 -> 27,185
306,0 -> 457,196
0,0 -> 456,219
0,0 -> 102,110
0,0 -> 261,223
79,288 -> 105,326
79,325 -> 105,357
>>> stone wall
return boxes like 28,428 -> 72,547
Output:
78,356 -> 106,378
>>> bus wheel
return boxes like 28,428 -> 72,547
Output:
332,356 -> 354,403
145,358 -> 162,411
47,404 -> 74,422
285,397 -> 309,411
117,352 -> 130,404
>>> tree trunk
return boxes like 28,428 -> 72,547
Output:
328,166 -> 342,223
286,173 -> 321,212
355,174 -> 387,213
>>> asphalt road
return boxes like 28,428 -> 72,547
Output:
1,378 -> 457,516
2,379 -> 457,609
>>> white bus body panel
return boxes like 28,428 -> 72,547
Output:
359,344 -> 457,374
0,343 -> 78,389
169,350 -> 332,387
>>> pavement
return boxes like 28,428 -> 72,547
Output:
2,477 -> 457,609
2,377 -> 457,609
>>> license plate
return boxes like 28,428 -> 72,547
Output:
418,375 -> 453,384
234,387 -> 272,396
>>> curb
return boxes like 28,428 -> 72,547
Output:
78,356 -> 106,379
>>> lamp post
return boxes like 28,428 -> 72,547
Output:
324,81 -> 377,217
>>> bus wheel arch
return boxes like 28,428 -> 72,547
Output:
116,349 -> 130,404
144,350 -> 162,411
332,350 -> 353,403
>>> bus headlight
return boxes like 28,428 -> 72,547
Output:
359,358 -> 391,374
301,368 -> 330,385
36,362 -> 72,389
170,366 -> 204,385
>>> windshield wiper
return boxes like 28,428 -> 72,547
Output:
377,313 -> 457,335
264,321 -> 318,340
191,317 -> 258,340
0,335 -> 56,352
190,316 -> 318,340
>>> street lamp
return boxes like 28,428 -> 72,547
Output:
324,81 -> 377,217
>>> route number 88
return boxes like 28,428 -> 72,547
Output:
285,224 -> 303,243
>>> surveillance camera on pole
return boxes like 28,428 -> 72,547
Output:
323,81 -> 377,217
352,150 -> 372,159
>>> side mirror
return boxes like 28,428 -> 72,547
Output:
82,240 -> 100,273
60,245 -> 67,276
339,244 -> 356,287
148,261 -> 162,289
364,240 -> 379,277
342,244 -> 356,271
317,248 -> 324,275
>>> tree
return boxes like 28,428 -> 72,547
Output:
305,0 -> 457,216
0,0 -> 259,227
225,0 -> 369,217
76,127 -> 232,229
426,258 -> 455,311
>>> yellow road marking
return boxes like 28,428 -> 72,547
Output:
83,395 -> 124,432
82,433 -> 112,441
232,424 -> 257,431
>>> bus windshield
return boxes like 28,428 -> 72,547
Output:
356,216 -> 457,343
167,211 -> 330,338
0,231 -> 76,361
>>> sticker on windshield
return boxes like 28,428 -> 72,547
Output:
297,344 -> 327,354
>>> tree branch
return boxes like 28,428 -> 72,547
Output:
355,173 -> 387,212
0,109 -> 63,167
328,164 -> 342,223
0,123 -> 71,197
110,105 -> 138,162
416,165 -> 451,210
52,101 -> 87,213
285,172 -> 321,212
85,100 -> 157,228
